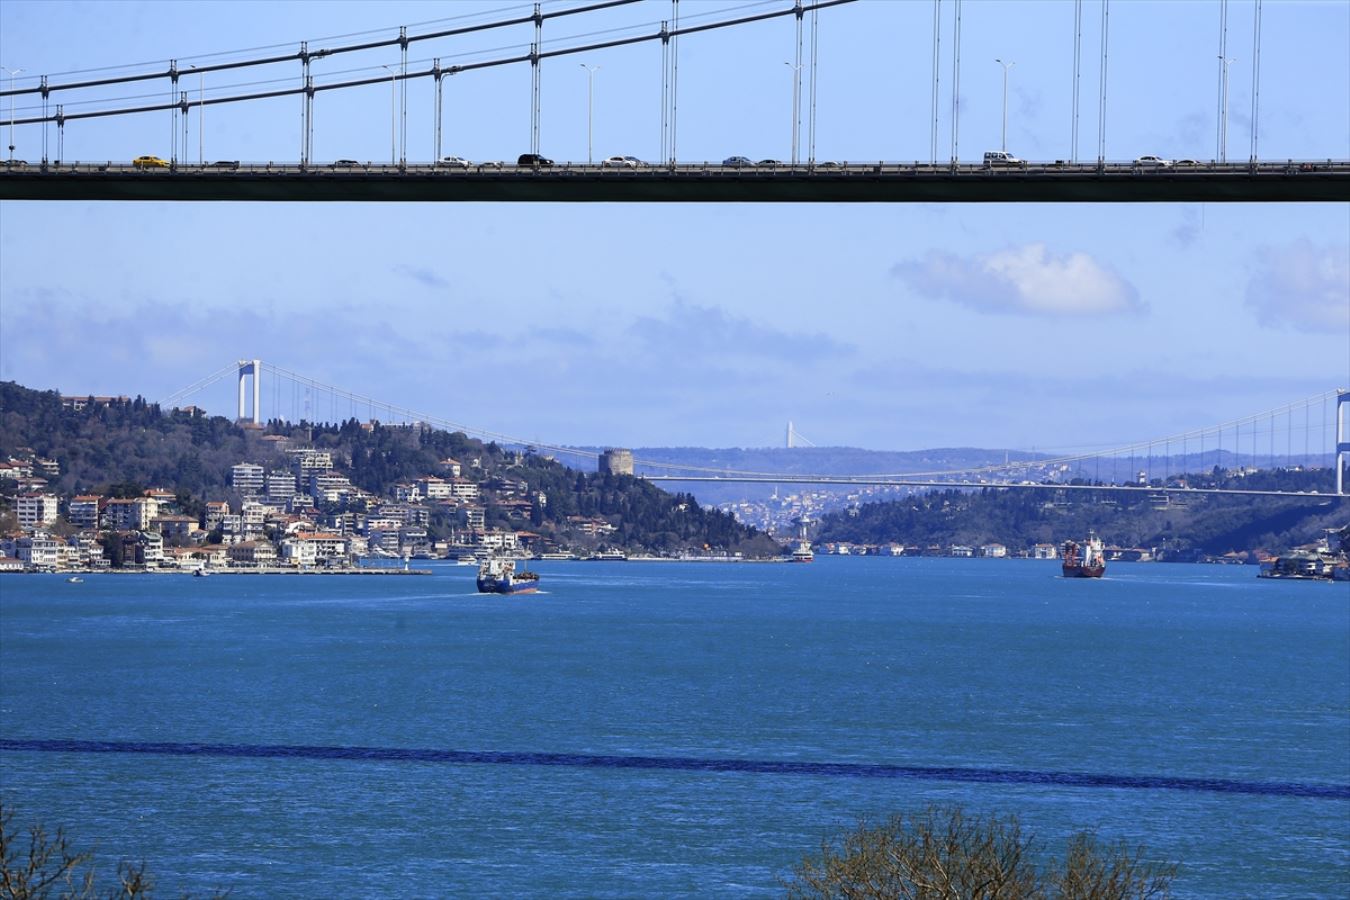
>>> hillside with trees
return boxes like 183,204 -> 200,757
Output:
812,468 -> 1345,558
0,381 -> 780,557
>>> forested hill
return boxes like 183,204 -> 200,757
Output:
0,381 -> 780,556
813,470 -> 1345,558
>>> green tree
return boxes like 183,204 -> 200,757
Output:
784,806 -> 1176,900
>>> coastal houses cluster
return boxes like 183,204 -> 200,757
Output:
0,445 -> 559,572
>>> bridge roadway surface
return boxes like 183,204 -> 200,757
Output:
3,159 -> 1348,202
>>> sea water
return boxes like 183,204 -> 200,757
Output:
1,557 -> 1347,897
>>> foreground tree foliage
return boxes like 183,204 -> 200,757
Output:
784,806 -> 1177,900
0,800 -> 156,899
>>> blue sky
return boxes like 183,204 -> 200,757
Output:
1,0 -> 1347,454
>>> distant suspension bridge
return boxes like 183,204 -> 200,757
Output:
160,359 -> 1350,500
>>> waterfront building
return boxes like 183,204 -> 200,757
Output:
1032,543 -> 1059,560
136,531 -> 164,568
15,532 -> 60,569
228,541 -> 277,567
280,537 -> 318,567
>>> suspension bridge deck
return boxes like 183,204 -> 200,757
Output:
4,161 -> 1347,203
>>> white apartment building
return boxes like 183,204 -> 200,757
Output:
416,476 -> 452,499
231,462 -> 265,495
67,495 -> 102,529
448,479 -> 480,502
266,470 -> 297,500
16,493 -> 59,529
16,532 -> 61,569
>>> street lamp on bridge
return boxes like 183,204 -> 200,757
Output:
1218,55 -> 1237,163
2,66 -> 22,163
784,61 -> 805,166
188,64 -> 204,166
994,58 -> 1015,154
380,64 -> 397,166
579,64 -> 600,165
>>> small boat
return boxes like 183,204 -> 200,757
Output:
476,557 -> 541,594
193,568 -> 211,577
1062,533 -> 1106,578
586,550 -> 628,561
66,575 -> 84,583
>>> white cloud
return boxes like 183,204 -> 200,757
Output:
893,243 -> 1143,316
1245,240 -> 1350,333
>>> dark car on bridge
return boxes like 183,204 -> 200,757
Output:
517,153 -> 554,168
722,156 -> 752,167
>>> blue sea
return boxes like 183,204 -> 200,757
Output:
1,557 -> 1347,897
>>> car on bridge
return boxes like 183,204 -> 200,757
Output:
132,155 -> 169,169
602,155 -> 644,168
331,159 -> 360,167
440,156 -> 471,168
517,153 -> 554,168
1133,155 -> 1172,168
208,160 -> 240,170
722,156 -> 752,167
2,159 -> 27,169
983,150 -> 1024,167
756,159 -> 783,168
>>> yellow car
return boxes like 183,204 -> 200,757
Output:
132,155 -> 169,169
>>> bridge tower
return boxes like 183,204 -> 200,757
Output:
1337,390 -> 1350,495
237,359 -> 261,425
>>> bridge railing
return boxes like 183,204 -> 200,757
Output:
6,159 -> 1349,175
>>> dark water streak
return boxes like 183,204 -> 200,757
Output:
5,738 -> 1346,800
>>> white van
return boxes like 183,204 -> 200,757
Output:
983,150 -> 1024,167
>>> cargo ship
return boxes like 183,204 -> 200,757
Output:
476,557 -> 540,594
1061,533 -> 1106,578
